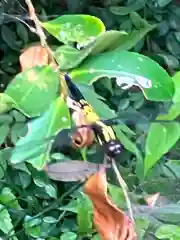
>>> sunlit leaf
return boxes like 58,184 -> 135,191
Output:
0,93 -> 15,114
10,96 -> 70,170
155,224 -> 180,239
5,66 -> 60,117
144,123 -> 180,176
172,71 -> 180,103
54,30 -> 128,70
0,203 -> 17,239
41,15 -> 105,45
0,187 -> 21,210
77,192 -> 93,234
70,50 -> 174,101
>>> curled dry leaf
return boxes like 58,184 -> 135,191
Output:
71,110 -> 95,148
19,45 -> 49,71
144,193 -> 160,207
44,160 -> 111,182
84,169 -> 137,240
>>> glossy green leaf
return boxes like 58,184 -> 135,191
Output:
41,15 -> 105,45
0,203 -> 17,239
0,187 -> 21,210
0,93 -> 15,114
108,184 -> 126,209
157,102 -> 180,121
172,71 -> 180,102
144,123 -> 180,176
10,97 -> 71,170
54,30 -> 127,70
77,193 -> 93,234
0,124 -> 10,144
45,184 -> 57,199
5,66 -> 59,117
70,50 -> 174,101
24,216 -> 42,238
155,224 -> 180,239
110,0 -> 146,16
60,232 -> 77,240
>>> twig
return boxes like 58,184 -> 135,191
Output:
24,0 -> 68,96
111,158 -> 135,224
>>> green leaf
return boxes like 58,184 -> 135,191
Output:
108,184 -> 126,209
11,110 -> 26,122
144,123 -> 180,176
10,122 -> 28,144
0,124 -> 10,144
0,149 -> 8,179
0,114 -> 13,124
157,0 -> 172,8
0,187 -> 21,210
155,224 -> 180,239
16,22 -> 29,44
41,14 -> 105,45
45,184 -> 57,199
110,0 -> 146,16
78,84 -> 134,135
172,71 -> 180,102
157,102 -> 180,121
15,171 -> 31,189
60,232 -> 77,240
54,30 -> 128,70
77,193 -> 93,234
114,126 -> 144,179
0,203 -> 17,239
24,216 -> 42,238
70,50 -> 174,101
10,97 -> 71,170
0,93 -> 15,114
166,32 -> 180,58
118,23 -> 156,51
1,25 -> 21,51
151,53 -> 179,71
5,66 -> 59,117
130,12 -> 150,29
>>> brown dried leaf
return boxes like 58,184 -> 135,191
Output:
84,169 -> 137,240
44,160 -> 110,182
19,45 -> 49,71
144,193 -> 160,207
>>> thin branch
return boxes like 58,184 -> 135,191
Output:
111,158 -> 135,224
24,0 -> 68,96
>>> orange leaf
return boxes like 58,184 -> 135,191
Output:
19,45 -> 49,71
84,169 -> 137,240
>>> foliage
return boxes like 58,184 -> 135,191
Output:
0,0 -> 180,239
